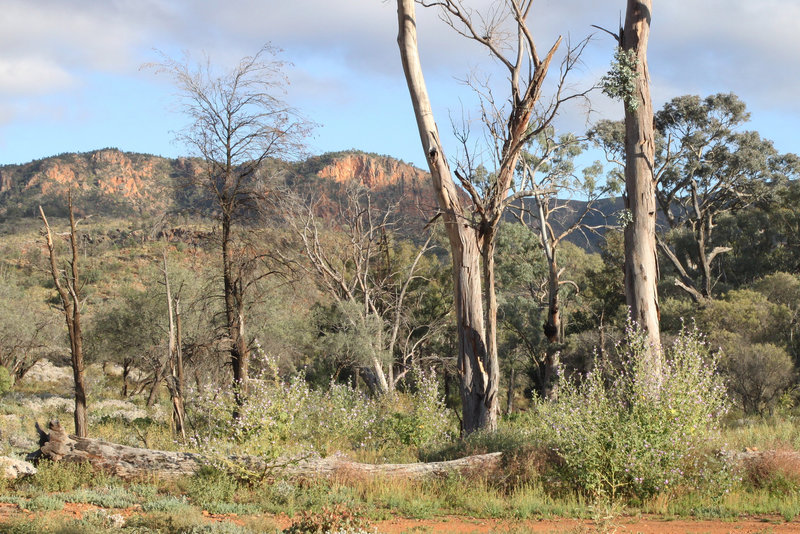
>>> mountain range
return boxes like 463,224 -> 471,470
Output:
0,148 -> 620,249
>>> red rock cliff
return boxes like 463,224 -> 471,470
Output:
318,154 -> 427,189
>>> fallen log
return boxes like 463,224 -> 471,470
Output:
28,420 -> 502,481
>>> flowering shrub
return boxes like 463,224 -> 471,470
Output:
185,356 -> 454,473
284,504 -> 373,534
530,322 -> 729,500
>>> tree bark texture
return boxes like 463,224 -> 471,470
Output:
29,420 -> 502,481
39,195 -> 89,438
622,0 -> 661,370
222,212 -> 249,410
397,0 -> 495,433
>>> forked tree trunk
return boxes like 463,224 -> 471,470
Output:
397,0 -> 495,433
40,194 -> 89,438
163,251 -> 186,441
536,196 -> 561,399
622,0 -> 661,376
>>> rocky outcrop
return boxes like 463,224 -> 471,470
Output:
0,149 -> 198,218
318,153 -> 427,190
0,149 -> 432,223
0,456 -> 36,480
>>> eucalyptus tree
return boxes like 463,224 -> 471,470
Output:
619,0 -> 660,364
150,47 -> 310,410
653,93 -> 799,302
597,0 -> 660,366
593,94 -> 800,303
397,0 -> 589,433
512,131 -> 617,396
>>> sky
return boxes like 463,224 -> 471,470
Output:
1,0 -> 799,169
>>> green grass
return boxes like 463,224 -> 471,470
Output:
722,415 -> 800,451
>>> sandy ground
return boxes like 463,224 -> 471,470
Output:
1,501 -> 799,533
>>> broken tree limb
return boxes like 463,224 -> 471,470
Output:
28,420 -> 502,481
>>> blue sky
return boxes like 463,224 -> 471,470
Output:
2,0 -> 799,169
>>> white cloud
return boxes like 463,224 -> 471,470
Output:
0,58 -> 76,95
1,0 -> 798,162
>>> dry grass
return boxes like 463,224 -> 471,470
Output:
743,450 -> 800,493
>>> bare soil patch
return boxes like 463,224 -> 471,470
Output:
1,502 -> 798,533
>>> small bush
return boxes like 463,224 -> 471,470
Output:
184,523 -> 257,534
0,365 -> 13,395
183,466 -> 241,507
743,451 -> 800,494
720,338 -> 796,415
285,504 -> 372,534
125,509 -> 207,533
26,494 -> 65,511
529,322 -> 729,500
140,495 -> 193,512
31,460 -> 109,492
64,486 -> 138,508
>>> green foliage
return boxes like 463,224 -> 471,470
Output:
183,466 -> 241,508
63,486 -> 140,508
719,338 -> 795,415
0,365 -> 12,395
0,271 -> 60,381
186,358 -> 455,476
86,288 -> 165,368
601,47 -> 640,112
700,289 -> 792,346
31,460 -> 112,493
25,494 -> 66,511
284,504 -> 372,534
528,323 -> 729,501
140,495 -> 193,512
698,288 -> 797,414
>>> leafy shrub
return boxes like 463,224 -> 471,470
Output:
31,460 -> 111,492
0,365 -> 13,395
26,494 -> 65,511
186,356 -> 454,475
529,322 -> 729,500
184,524 -> 258,534
140,495 -> 192,512
719,336 -> 796,415
64,486 -> 138,508
285,504 -> 372,534
183,466 -> 241,507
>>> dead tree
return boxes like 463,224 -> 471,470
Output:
39,192 -> 89,438
149,47 -> 311,413
281,186 -> 442,393
397,0 -> 588,432
30,420 -> 502,481
162,250 -> 186,441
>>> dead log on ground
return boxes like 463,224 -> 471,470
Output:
28,420 -> 502,481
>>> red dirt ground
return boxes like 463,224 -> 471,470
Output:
2,502 -> 799,533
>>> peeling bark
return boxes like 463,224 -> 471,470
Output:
622,0 -> 661,372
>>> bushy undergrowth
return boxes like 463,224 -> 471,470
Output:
185,358 -> 454,476
527,323 -> 731,501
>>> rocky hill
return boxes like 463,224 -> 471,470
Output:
0,148 -> 619,249
0,149 -> 435,223
0,149 -> 205,220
